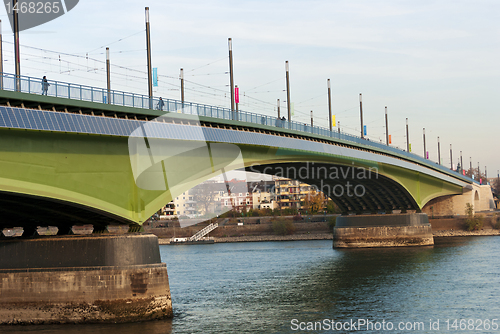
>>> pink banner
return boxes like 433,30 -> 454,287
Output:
235,87 -> 239,104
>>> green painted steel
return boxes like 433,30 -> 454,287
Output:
0,89 -> 471,225
0,126 -> 463,225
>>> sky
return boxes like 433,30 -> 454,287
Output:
1,0 -> 499,176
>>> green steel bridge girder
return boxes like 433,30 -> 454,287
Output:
0,127 -> 463,227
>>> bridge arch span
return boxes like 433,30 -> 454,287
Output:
0,105 -> 471,229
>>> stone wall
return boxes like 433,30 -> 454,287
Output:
333,213 -> 434,248
0,234 -> 172,324
0,265 -> 172,324
422,184 -> 495,217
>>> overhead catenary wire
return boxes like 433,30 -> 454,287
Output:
1,40 -> 374,138
85,30 -> 145,54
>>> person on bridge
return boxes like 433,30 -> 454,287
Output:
41,76 -> 50,95
157,97 -> 165,111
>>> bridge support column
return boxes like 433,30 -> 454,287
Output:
333,213 -> 434,248
0,234 -> 172,324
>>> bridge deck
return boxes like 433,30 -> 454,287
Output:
0,72 -> 474,186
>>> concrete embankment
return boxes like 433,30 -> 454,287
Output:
155,213 -> 500,245
429,214 -> 500,237
159,232 -> 333,244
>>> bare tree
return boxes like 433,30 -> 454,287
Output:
193,182 -> 221,215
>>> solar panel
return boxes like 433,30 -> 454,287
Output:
45,111 -> 56,131
37,111 -> 49,130
6,108 -> 19,128
62,113 -> 74,132
68,113 -> 84,133
77,115 -> 89,133
100,117 -> 112,135
106,117 -> 117,135
117,118 -> 131,136
0,109 -> 6,127
88,116 -> 102,134
95,116 -> 107,134
109,118 -> 121,136
19,109 -> 33,129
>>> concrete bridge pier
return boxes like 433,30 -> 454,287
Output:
333,213 -> 434,248
0,234 -> 172,324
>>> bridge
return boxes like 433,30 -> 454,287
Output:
0,72 -> 495,324
0,72 -> 491,234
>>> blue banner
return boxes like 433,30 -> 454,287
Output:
153,68 -> 158,87
363,125 -> 367,136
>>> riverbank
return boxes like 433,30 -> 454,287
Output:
158,230 -> 500,245
155,214 -> 500,244
158,232 -> 333,245
433,229 -> 500,237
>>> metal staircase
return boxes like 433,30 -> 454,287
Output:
189,223 -> 218,241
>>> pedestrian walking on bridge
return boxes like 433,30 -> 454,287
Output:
41,76 -> 50,95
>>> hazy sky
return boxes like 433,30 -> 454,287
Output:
2,0 -> 499,175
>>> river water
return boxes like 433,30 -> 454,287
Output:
3,236 -> 500,333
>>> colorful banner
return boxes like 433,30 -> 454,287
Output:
389,135 -> 392,144
235,87 -> 239,104
153,68 -> 158,87
426,151 -> 429,159
363,125 -> 367,136
409,143 -> 411,152
332,115 -> 336,126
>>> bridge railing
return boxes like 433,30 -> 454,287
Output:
0,72 -> 476,184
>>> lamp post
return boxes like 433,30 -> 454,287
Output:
0,20 -> 3,89
286,61 -> 291,124
385,106 -> 389,146
228,38 -> 235,114
13,0 -> 21,92
437,137 -> 441,165
450,144 -> 453,170
145,7 -> 153,109
327,79 -> 332,132
460,151 -> 463,174
106,47 -> 111,104
359,93 -> 364,139
423,128 -> 426,159
406,118 -> 409,152
180,68 -> 184,104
